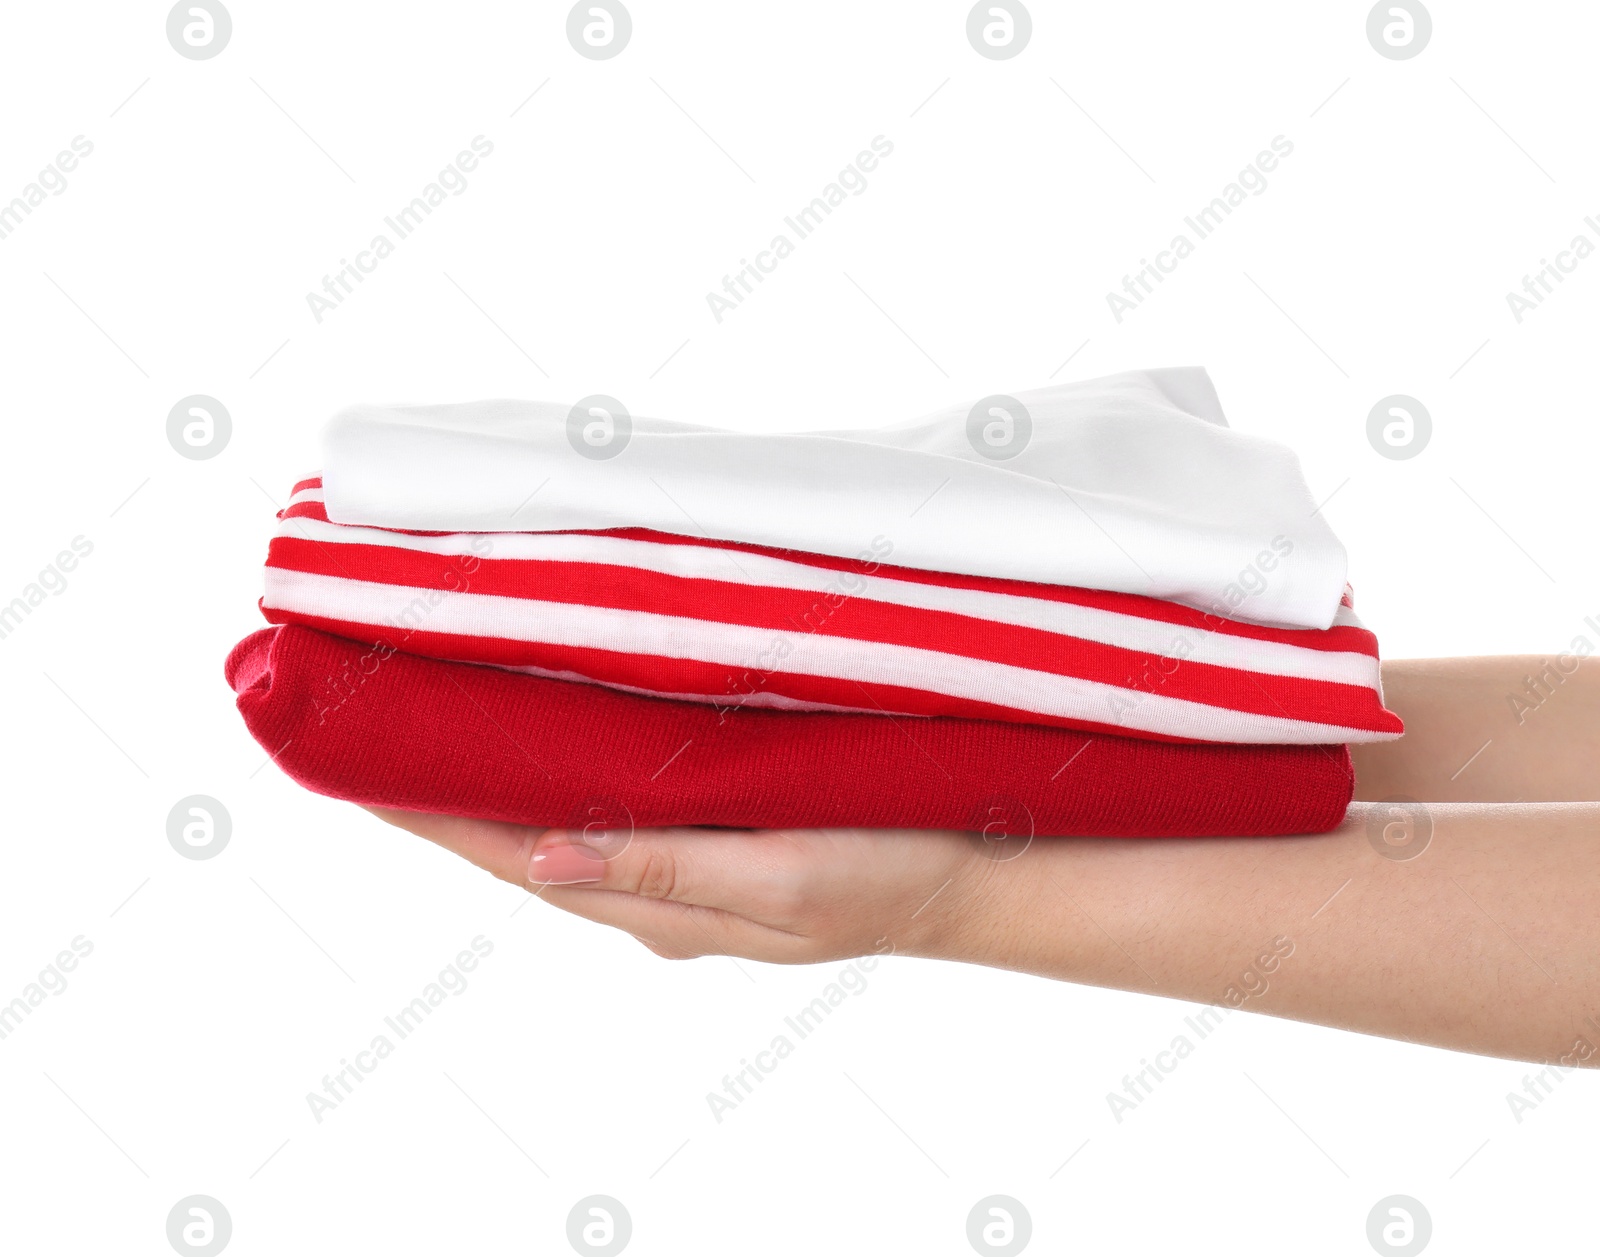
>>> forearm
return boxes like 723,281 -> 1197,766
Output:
956,803 -> 1600,1064
1352,656 -> 1600,802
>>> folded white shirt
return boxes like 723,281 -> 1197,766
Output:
320,366 -> 1349,630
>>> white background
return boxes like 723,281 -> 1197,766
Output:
2,1 -> 1597,1253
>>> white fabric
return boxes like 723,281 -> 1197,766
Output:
320,366 -> 1349,629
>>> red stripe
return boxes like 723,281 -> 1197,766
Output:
589,527 -> 1362,652
284,500 -> 1378,655
257,603 -> 1259,744
264,536 -> 1398,733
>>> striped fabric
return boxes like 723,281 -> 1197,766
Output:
261,478 -> 1403,746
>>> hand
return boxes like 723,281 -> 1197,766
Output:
367,799 -> 1600,1065
365,809 -> 1016,965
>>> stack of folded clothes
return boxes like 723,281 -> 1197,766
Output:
227,367 -> 1401,838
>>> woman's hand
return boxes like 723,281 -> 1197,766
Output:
366,809 -> 1019,966
367,801 -> 1600,1066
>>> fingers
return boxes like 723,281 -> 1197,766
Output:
363,807 -> 542,886
536,885 -> 812,962
362,806 -> 816,961
362,808 -> 980,965
363,806 -> 803,919
532,825 -> 806,920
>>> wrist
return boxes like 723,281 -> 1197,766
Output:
911,833 -> 1060,971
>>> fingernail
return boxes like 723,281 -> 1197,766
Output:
528,833 -> 605,886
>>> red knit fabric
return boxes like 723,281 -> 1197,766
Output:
227,625 -> 1354,838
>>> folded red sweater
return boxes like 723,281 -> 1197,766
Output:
227,625 -> 1355,838
262,478 -> 1401,746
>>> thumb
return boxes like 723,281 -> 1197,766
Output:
363,805 -> 800,922
531,825 -> 796,917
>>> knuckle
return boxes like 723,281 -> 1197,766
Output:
750,836 -> 816,923
629,843 -> 684,902
756,868 -> 810,924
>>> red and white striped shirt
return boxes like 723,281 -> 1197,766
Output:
261,478 -> 1402,745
